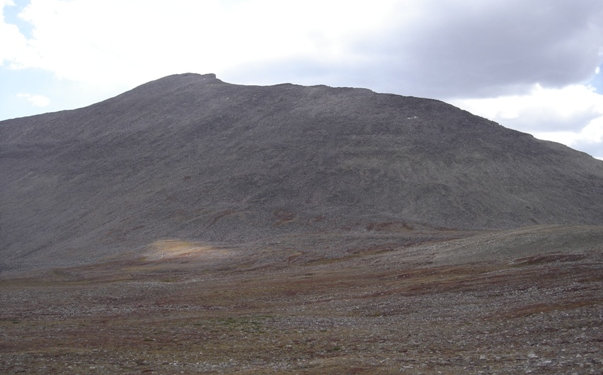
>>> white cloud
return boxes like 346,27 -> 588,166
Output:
452,84 -> 603,131
0,0 -> 29,66
2,0 -> 601,94
3,0 -> 399,89
535,115 -> 603,158
17,92 -> 50,107
451,84 -> 603,157
534,121 -> 603,150
0,0 -> 14,11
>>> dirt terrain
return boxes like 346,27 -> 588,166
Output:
1,225 -> 601,374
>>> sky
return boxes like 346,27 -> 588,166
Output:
1,0 -> 603,159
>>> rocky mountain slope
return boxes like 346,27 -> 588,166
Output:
1,73 -> 603,271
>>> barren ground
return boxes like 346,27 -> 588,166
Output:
1,226 -> 602,374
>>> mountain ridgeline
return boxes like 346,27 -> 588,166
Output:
2,73 -> 603,270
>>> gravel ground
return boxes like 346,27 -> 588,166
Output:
1,227 -> 602,374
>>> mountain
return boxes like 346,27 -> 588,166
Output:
1,73 -> 603,272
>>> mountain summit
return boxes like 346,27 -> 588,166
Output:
2,73 -> 603,271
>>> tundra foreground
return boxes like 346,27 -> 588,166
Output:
1,226 -> 601,374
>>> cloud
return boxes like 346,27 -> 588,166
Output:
2,0 -> 602,96
451,84 -> 603,158
534,115 -> 603,156
351,0 -> 603,98
221,0 -> 603,99
17,92 -> 50,107
0,0 -> 29,67
451,84 -> 603,131
1,0 -> 399,90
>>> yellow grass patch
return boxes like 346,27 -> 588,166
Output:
146,239 -> 231,260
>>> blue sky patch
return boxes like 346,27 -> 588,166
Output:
3,0 -> 33,39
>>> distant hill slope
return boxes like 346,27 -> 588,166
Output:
2,73 -> 603,271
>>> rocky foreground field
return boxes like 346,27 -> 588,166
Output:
1,225 -> 601,374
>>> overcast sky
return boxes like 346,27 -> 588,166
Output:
1,0 -> 603,158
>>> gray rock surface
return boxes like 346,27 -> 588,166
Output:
2,73 -> 603,271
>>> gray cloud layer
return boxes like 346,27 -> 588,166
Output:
378,0 -> 603,98
226,0 -> 603,99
